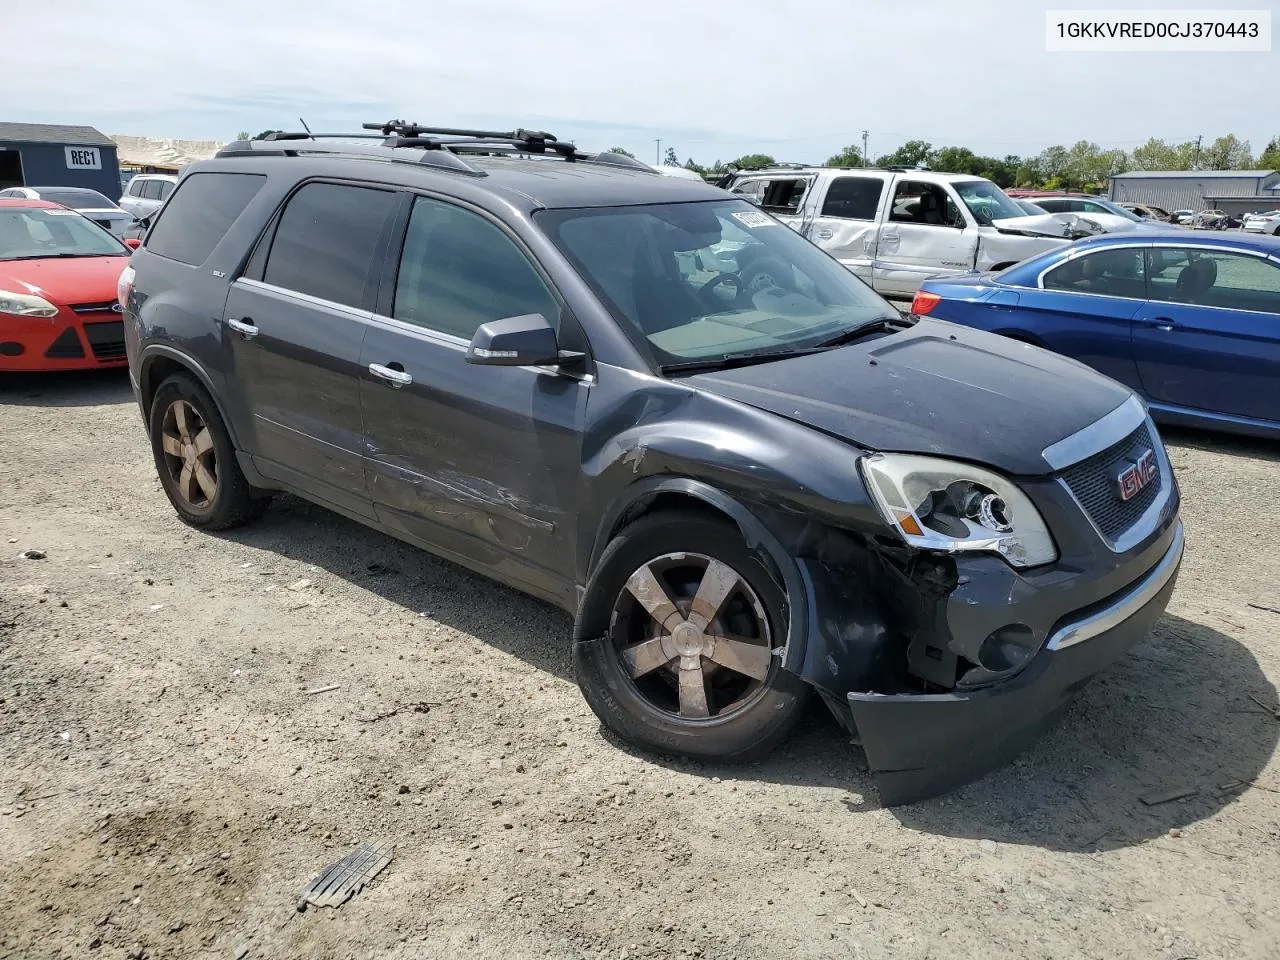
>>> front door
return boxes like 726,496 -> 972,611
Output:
874,179 -> 978,298
359,195 -> 588,604
1133,246 -> 1280,422
223,180 -> 400,519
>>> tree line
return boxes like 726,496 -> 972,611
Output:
612,134 -> 1280,191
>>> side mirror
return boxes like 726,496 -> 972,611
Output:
124,238 -> 141,250
466,313 -> 561,367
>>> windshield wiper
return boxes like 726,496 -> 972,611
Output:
4,252 -> 119,261
659,347 -> 824,375
814,313 -> 914,348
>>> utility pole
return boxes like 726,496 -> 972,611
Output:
861,129 -> 869,167
655,139 -> 662,165
1192,134 -> 1202,170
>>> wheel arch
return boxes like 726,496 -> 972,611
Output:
139,345 -> 241,448
994,328 -> 1048,348
579,477 -> 810,668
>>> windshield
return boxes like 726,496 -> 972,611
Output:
35,188 -> 119,210
538,199 -> 896,366
952,180 -> 1027,225
0,208 -> 128,260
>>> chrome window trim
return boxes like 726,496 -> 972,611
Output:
1041,394 -> 1146,471
233,276 -> 373,320
1046,520 -> 1183,651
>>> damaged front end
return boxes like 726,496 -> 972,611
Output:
779,445 -> 1183,806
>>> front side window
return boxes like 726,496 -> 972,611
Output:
821,176 -> 884,220
952,180 -> 1025,225
0,207 -> 127,260
1147,247 -> 1280,313
157,180 -> 175,200
889,181 -> 963,227
262,182 -> 398,310
393,197 -> 558,339
1043,247 -> 1146,298
146,172 -> 265,266
539,199 -> 895,366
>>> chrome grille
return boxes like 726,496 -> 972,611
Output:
1060,422 -> 1162,542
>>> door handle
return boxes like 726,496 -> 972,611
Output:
1145,316 -> 1178,332
368,362 -> 413,388
226,317 -> 258,339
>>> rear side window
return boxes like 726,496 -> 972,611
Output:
1043,248 -> 1146,299
761,178 -> 809,215
142,181 -> 162,200
262,182 -> 398,310
1147,247 -> 1280,313
157,180 -> 175,200
145,172 -> 266,266
821,176 -> 883,220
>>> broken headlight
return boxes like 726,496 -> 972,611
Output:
860,453 -> 1057,568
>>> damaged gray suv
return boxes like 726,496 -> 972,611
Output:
121,122 -> 1183,804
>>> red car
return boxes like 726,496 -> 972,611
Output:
0,198 -> 139,372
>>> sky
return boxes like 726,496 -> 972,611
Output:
6,0 -> 1278,165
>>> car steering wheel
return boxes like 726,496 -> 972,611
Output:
699,272 -> 743,301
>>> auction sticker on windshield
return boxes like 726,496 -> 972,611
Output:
732,211 -> 777,229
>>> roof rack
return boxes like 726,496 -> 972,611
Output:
213,121 -> 657,178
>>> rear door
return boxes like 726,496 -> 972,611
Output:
1133,245 -> 1280,422
874,178 -> 979,297
801,174 -> 885,284
222,180 -> 400,519
358,195 -> 588,602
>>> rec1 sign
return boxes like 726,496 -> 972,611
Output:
65,146 -> 102,170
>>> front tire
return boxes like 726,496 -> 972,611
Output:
573,510 -> 808,761
148,372 -> 269,530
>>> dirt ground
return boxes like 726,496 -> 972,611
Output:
2,369 -> 1278,960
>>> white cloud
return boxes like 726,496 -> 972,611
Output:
7,0 -> 1277,164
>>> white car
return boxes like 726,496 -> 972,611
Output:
721,167 -> 1121,299
1242,209 -> 1280,235
118,174 -> 179,219
0,185 -> 134,237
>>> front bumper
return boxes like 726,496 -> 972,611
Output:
0,312 -> 127,372
848,520 -> 1184,806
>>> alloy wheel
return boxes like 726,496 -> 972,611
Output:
159,399 -> 217,508
609,552 -> 774,720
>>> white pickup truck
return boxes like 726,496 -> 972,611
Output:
721,167 -> 1109,299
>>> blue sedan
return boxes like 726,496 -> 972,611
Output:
912,232 -> 1280,439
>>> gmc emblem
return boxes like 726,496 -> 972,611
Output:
1114,449 -> 1158,502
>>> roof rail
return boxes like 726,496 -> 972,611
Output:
212,121 -> 658,176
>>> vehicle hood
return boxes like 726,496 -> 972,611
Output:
990,211 -> 1157,239
682,318 -> 1134,476
0,256 -> 130,305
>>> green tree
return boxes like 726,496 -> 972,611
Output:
731,154 -> 776,171
1201,134 -> 1252,170
1260,136 -> 1280,170
875,140 -> 934,168
1036,144 -> 1070,186
683,158 -> 709,175
931,146 -> 980,175
607,146 -> 635,158
1130,137 -> 1196,171
236,130 -> 252,141
663,146 -> 680,167
826,144 -> 864,167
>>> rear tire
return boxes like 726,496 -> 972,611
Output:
148,372 -> 269,530
573,510 -> 808,762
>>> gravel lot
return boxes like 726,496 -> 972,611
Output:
2,370 -> 1278,960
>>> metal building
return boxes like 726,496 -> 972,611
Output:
1108,169 -> 1280,216
0,123 -> 121,200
